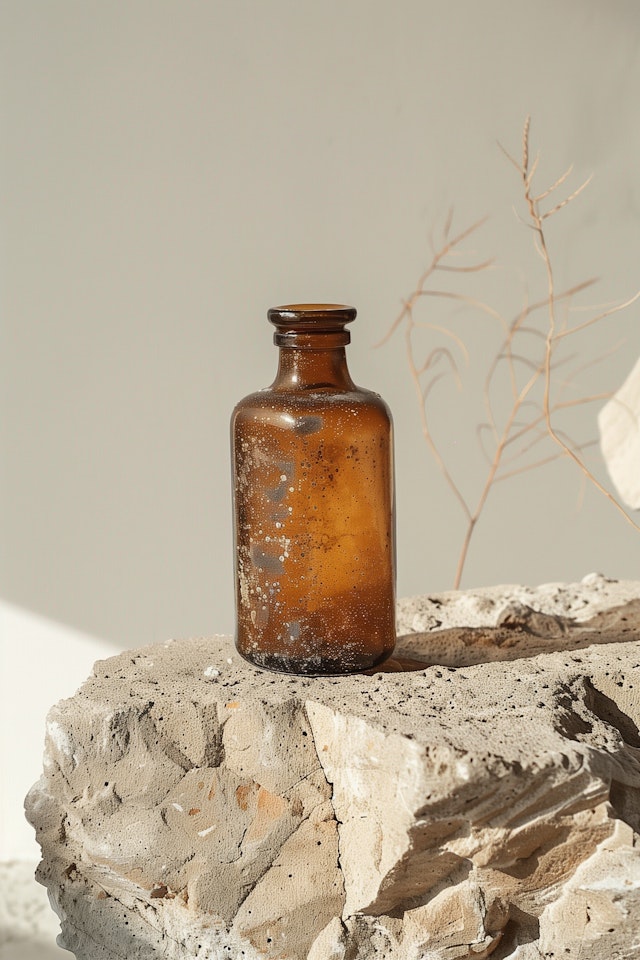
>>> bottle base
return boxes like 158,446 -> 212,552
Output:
235,645 -> 395,677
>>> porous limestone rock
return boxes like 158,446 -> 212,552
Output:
599,354 -> 640,509
27,575 -> 640,959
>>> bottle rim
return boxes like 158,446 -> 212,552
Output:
268,304 -> 357,327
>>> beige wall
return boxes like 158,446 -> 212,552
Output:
2,0 -> 640,654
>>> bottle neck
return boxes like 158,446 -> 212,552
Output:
271,333 -> 356,391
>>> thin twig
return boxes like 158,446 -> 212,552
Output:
552,291 -> 640,340
532,163 -> 573,203
415,290 -> 508,333
496,440 -> 598,482
541,175 -> 593,220
436,259 -> 496,273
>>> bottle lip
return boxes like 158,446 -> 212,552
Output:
268,303 -> 357,327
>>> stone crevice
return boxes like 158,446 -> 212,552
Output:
283,765 -> 326,796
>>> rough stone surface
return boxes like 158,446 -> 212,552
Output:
599,354 -> 640,509
27,575 -> 640,959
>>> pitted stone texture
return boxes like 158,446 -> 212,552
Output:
27,575 -> 640,959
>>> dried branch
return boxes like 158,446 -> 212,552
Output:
513,117 -> 640,536
381,120 -> 639,589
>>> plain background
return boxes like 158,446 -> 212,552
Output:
1,0 -> 640,859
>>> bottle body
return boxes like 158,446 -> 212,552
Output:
231,305 -> 396,675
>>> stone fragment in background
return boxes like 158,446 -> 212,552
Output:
599,354 -> 640,509
26,577 -> 640,959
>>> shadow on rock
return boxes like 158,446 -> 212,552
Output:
388,598 -> 640,670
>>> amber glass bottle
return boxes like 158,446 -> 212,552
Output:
231,304 -> 396,675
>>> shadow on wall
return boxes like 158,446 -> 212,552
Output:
0,936 -> 67,960
0,861 -> 68,960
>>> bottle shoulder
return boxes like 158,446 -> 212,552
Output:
232,385 -> 392,423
